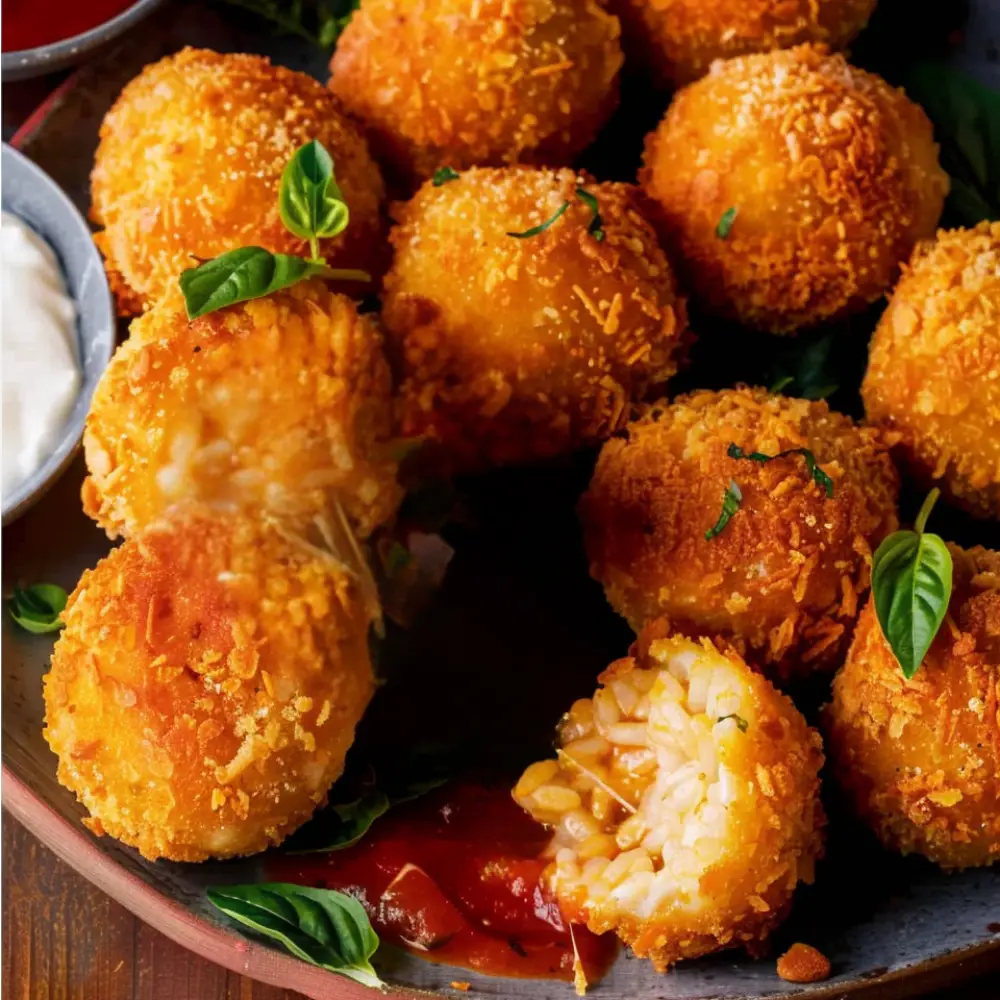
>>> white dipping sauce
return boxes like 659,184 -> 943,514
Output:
2,211 -> 81,497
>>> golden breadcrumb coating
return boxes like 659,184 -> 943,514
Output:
580,387 -> 900,678
825,545 -> 1000,869
82,280 -> 401,541
91,48 -> 386,313
862,223 -> 1000,520
610,0 -> 876,87
43,506 -> 376,862
641,45 -> 948,334
328,0 -> 623,186
382,166 -> 687,473
515,623 -> 825,970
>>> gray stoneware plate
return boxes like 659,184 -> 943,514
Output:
0,143 -> 115,525
3,2 -> 999,999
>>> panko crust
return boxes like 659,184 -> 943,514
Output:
610,0 -> 876,87
825,546 -> 1000,869
580,387 -> 900,677
329,0 -> 623,186
91,48 -> 386,313
862,223 -> 1000,520
82,280 -> 401,541
382,166 -> 688,473
516,624 -> 825,970
641,45 -> 948,334
43,506 -> 376,862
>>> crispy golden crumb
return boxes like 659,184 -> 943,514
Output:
610,0 -> 876,87
450,982 -> 471,992
825,545 -> 1000,870
43,505 -> 376,862
515,623 -> 824,970
82,280 -> 401,541
91,48 -> 386,313
580,387 -> 899,678
862,222 -> 1000,520
329,0 -> 622,186
382,166 -> 687,473
641,45 -> 948,334
777,942 -> 832,983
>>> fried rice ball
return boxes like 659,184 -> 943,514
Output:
862,223 -> 1000,520
82,280 -> 401,541
43,505 -> 377,862
825,545 -> 1000,869
580,387 -> 900,677
382,166 -> 687,473
514,623 -> 825,969
610,0 -> 877,88
91,48 -> 386,314
641,45 -> 948,334
328,0 -> 623,186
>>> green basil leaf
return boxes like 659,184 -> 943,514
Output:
179,248 -> 367,319
432,166 -> 461,186
903,62 -> 1000,224
715,206 -> 737,239
207,883 -> 383,988
279,139 -> 350,247
717,713 -> 748,733
8,583 -> 68,634
727,443 -> 834,498
508,200 -> 570,238
871,491 -> 953,679
705,480 -> 742,541
286,789 -> 391,854
768,330 -> 839,401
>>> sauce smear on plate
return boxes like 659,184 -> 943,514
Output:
3,0 -> 135,52
269,782 -> 616,982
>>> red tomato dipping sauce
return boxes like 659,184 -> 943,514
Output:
3,0 -> 136,52
268,782 -> 617,983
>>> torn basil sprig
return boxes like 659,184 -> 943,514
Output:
432,165 -> 461,186
716,206 -> 737,239
705,480 -> 742,540
179,139 -> 369,319
8,583 -> 68,634
206,882 -> 383,987
871,489 -> 953,679
727,443 -> 834,498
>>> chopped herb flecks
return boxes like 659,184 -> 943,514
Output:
718,713 -> 749,732
432,166 -> 460,186
727,443 -> 834,498
705,480 -> 743,541
716,206 -> 737,239
507,200 -> 571,239
575,187 -> 605,241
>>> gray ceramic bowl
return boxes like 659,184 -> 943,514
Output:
1,144 -> 115,525
1,0 -> 167,81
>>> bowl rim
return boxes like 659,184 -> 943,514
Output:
0,143 -> 116,525
1,0 -> 167,77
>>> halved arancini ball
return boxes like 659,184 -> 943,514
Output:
610,0 -> 877,87
382,166 -> 687,473
43,505 -> 377,862
580,387 -> 900,678
641,45 -> 947,334
91,48 -> 386,313
514,624 -> 825,969
82,280 -> 401,541
862,223 -> 1000,520
329,0 -> 623,186
825,545 -> 1000,870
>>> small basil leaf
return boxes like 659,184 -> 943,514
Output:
871,493 -> 954,680
279,139 -> 350,247
768,330 -> 839,401
716,206 -> 737,239
207,883 -> 383,988
432,166 -> 461,186
179,248 -> 353,319
8,583 -> 68,634
705,480 -> 742,541
286,789 -> 391,854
